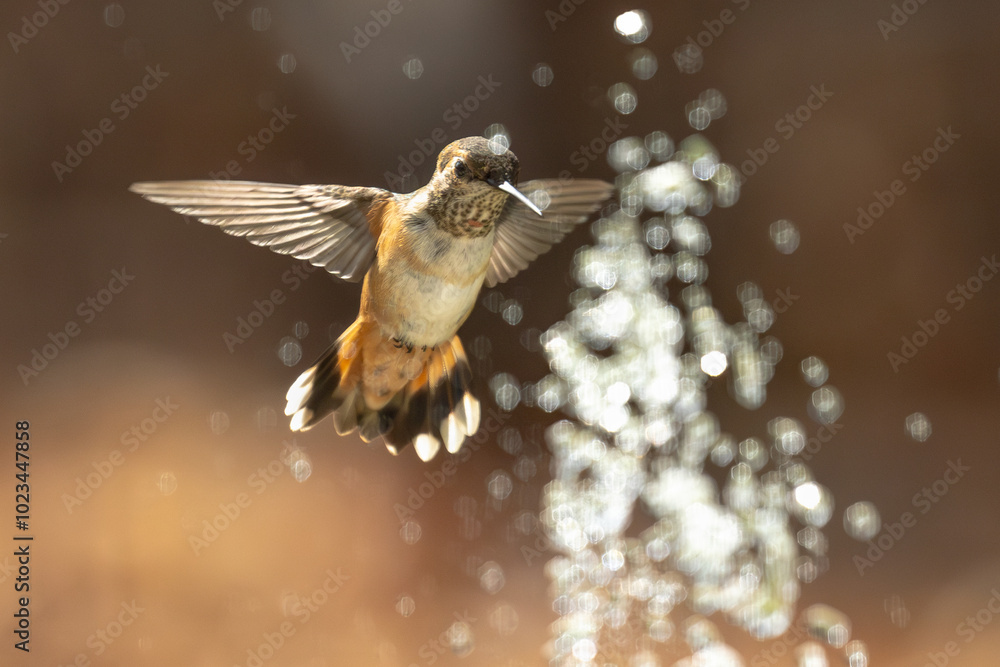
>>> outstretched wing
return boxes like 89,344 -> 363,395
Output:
130,180 -> 395,282
486,179 -> 614,288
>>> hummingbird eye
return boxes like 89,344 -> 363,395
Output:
453,159 -> 468,178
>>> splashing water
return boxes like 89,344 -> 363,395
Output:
538,11 -> 865,665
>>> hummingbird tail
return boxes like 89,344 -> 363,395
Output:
284,324 -> 480,461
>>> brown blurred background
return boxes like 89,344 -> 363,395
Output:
2,0 -> 999,665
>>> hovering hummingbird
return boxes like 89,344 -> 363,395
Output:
131,137 -> 612,461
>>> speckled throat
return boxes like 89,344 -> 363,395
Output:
428,186 -> 508,238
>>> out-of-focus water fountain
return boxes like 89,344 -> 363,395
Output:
529,10 -> 873,666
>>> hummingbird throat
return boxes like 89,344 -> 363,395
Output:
436,188 -> 507,238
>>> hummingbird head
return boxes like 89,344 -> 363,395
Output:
426,137 -> 542,237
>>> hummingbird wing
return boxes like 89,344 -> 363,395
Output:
130,180 -> 394,282
485,179 -> 613,287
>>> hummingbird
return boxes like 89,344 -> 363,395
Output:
131,136 -> 612,461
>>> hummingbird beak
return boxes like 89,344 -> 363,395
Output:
496,180 -> 543,216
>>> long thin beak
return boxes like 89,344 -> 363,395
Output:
496,180 -> 543,216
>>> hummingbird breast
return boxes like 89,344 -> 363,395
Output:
363,213 -> 494,348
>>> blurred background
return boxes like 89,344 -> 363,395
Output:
2,0 -> 999,664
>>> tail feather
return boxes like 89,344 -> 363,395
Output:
285,324 -> 481,461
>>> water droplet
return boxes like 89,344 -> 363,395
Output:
278,336 -> 302,366
531,63 -> 554,87
488,603 -> 519,636
288,450 -> 312,482
487,470 -> 513,501
883,594 -> 910,628
501,299 -> 523,325
447,620 -> 474,657
770,219 -> 800,254
572,637 -> 597,661
844,501 -> 880,540
809,386 -> 844,424
687,103 -> 712,131
845,640 -> 869,667
254,406 -> 277,430
800,356 -> 829,387
402,56 -> 423,79
645,131 -> 674,161
801,604 -> 851,649
490,373 -> 521,411
250,6 -> 271,31
103,3 -> 125,28
674,43 -> 704,74
630,48 -> 658,80
478,561 -> 505,594
700,350 -> 727,376
608,136 -> 650,173
294,321 -> 309,339
795,642 -> 828,667
608,82 -> 638,115
613,10 -> 651,43
400,520 -> 422,545
905,412 -> 931,441
395,595 -> 415,617
209,410 -> 230,435
158,472 -> 177,495
484,123 -> 510,153
277,53 -> 297,74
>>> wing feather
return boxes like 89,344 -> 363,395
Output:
486,179 -> 613,287
130,179 -> 394,282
